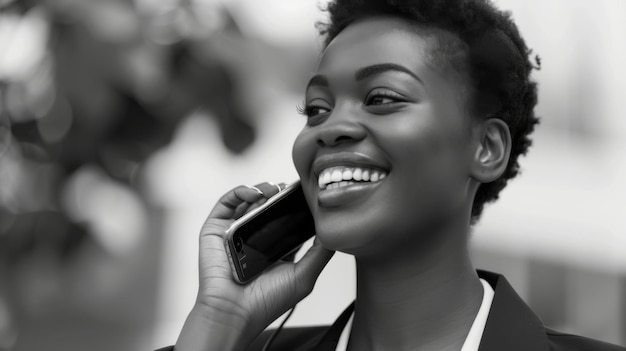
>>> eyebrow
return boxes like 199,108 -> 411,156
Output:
305,63 -> 423,91
355,63 -> 423,84
305,75 -> 329,90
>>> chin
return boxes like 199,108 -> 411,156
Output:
314,218 -> 358,252
313,203 -> 460,259
313,209 -> 393,256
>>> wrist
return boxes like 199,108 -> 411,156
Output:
175,303 -> 257,351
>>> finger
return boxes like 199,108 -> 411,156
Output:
267,182 -> 285,193
293,238 -> 335,298
198,231 -> 233,277
253,182 -> 282,199
233,197 -> 268,219
240,197 -> 270,216
231,182 -> 281,217
240,181 -> 287,216
209,185 -> 265,219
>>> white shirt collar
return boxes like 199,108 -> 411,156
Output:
335,278 -> 495,351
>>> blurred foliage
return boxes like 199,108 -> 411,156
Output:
0,0 -> 268,348
1,0 -> 255,261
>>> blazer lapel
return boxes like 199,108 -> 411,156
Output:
477,270 -> 550,351
310,301 -> 355,351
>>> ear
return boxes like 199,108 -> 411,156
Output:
470,118 -> 511,183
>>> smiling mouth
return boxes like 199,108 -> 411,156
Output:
318,166 -> 388,190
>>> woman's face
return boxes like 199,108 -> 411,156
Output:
292,17 -> 477,257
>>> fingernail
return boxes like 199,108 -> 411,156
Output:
268,181 -> 282,193
247,185 -> 264,196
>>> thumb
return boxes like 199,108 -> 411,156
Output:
293,238 -> 335,299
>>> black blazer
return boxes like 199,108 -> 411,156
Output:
157,270 -> 626,351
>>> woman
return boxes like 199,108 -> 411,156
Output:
162,0 -> 625,350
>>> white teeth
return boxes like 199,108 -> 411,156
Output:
317,166 -> 388,190
342,169 -> 352,180
327,182 -> 346,190
331,169 -> 343,182
323,171 -> 331,184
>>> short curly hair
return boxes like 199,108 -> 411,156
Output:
317,0 -> 540,222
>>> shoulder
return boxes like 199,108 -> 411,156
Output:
247,326 -> 330,351
546,328 -> 626,351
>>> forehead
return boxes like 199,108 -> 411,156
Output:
318,16 -> 440,75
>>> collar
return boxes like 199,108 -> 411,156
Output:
311,270 -> 550,351
461,278 -> 494,351
333,278 -> 494,351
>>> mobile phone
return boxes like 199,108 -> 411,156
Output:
224,181 -> 316,284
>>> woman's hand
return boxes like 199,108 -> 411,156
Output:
175,183 -> 334,351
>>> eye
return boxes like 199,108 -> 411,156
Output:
365,90 -> 405,106
297,100 -> 331,118
304,106 -> 330,117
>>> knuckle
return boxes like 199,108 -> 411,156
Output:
295,274 -> 315,299
200,221 -> 224,235
221,187 -> 239,200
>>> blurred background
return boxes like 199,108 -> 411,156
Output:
0,0 -> 624,350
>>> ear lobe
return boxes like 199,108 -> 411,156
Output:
471,118 -> 511,183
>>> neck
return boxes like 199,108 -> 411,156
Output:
348,220 -> 483,351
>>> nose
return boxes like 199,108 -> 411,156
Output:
316,111 -> 367,147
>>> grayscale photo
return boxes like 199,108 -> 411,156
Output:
0,0 -> 625,350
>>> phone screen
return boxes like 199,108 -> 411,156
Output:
229,183 -> 315,282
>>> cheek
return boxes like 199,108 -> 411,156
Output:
374,117 -> 470,204
291,130 -> 313,178
292,131 -> 321,217
375,114 -> 466,169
